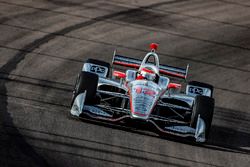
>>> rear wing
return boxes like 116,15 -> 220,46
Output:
112,52 -> 189,79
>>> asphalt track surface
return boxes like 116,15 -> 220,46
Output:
0,0 -> 250,166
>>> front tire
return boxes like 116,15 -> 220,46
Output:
71,71 -> 98,106
190,95 -> 214,138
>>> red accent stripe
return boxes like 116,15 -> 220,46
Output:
141,67 -> 154,74
114,61 -> 140,68
159,69 -> 186,79
136,75 -> 144,80
132,111 -> 147,116
113,71 -> 126,78
128,88 -> 134,114
168,83 -> 182,89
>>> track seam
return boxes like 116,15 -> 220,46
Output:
107,0 -> 250,29
1,1 -> 250,52
1,0 -> 250,30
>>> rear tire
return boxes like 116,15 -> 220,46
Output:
71,71 -> 98,106
190,95 -> 214,138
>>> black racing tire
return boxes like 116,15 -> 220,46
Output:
71,71 -> 98,106
188,81 -> 214,97
86,59 -> 110,76
190,95 -> 215,138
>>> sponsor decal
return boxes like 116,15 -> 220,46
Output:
188,86 -> 204,95
83,105 -> 111,117
165,126 -> 195,134
90,65 -> 105,74
143,88 -> 156,96
135,87 -> 142,94
131,85 -> 158,116
134,87 -> 156,97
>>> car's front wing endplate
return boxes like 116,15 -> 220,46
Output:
163,115 -> 206,142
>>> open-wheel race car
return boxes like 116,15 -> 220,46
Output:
70,43 -> 215,142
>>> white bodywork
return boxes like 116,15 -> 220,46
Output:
71,50 -> 210,142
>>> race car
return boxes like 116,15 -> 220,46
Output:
70,43 -> 215,142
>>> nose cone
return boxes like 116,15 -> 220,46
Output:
129,80 -> 160,120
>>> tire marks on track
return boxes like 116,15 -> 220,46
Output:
1,29 -> 250,74
216,0 -> 250,8
2,0 -> 250,52
108,0 -> 250,29
0,1 -> 190,166
2,0 -> 250,30
1,0 -> 249,166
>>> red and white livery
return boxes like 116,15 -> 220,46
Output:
70,43 -> 215,142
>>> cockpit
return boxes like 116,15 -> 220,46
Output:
136,43 -> 160,83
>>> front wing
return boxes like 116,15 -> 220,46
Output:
70,92 -> 206,142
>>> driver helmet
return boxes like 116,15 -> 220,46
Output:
138,68 -> 156,81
